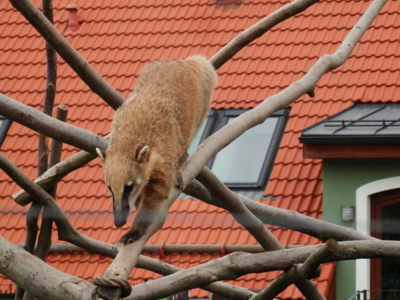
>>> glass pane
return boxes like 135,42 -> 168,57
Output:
187,118 -> 208,154
211,117 -> 278,184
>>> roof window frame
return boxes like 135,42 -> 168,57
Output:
195,108 -> 289,190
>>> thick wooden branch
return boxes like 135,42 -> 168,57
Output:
250,239 -> 338,300
0,94 -> 107,153
196,169 -> 325,299
8,0 -> 125,109
124,240 -> 400,300
5,0 -> 387,298
0,154 -> 114,257
182,0 -> 388,187
197,168 -> 282,251
0,237 -> 95,300
0,155 -> 254,299
239,195 -> 374,242
210,0 -> 319,69
3,237 -> 399,300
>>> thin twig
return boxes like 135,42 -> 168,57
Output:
13,150 -> 96,205
210,0 -> 320,69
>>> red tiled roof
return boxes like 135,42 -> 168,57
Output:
0,0 -> 399,298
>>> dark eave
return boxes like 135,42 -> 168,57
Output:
300,102 -> 400,158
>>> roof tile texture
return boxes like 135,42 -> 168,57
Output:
1,0 -> 399,298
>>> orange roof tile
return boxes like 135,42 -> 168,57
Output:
1,0 -> 399,298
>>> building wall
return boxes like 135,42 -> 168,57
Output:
322,158 -> 400,300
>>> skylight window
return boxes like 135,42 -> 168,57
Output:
189,109 -> 288,189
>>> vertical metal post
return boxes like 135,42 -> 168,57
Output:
362,289 -> 367,300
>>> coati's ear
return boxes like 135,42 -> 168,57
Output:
96,147 -> 106,162
136,145 -> 150,163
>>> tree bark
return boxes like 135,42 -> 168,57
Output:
2,237 -> 400,300
0,238 -> 95,300
124,240 -> 400,300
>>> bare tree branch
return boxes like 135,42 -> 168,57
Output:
250,239 -> 338,300
0,237 -> 95,300
182,0 -> 388,186
120,0 -> 388,296
210,0 -> 319,69
13,150 -> 96,206
185,180 -> 374,241
3,0 -> 388,298
197,169 -> 325,299
0,154 -> 254,299
124,240 -> 400,300
0,93 -> 107,153
36,105 -> 68,261
8,0 -> 125,109
0,154 -> 114,256
3,235 -> 400,300
197,168 -> 282,251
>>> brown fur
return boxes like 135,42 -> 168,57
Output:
98,55 -> 217,243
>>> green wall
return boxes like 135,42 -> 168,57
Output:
323,158 -> 400,300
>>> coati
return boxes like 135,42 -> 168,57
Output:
96,55 -> 217,243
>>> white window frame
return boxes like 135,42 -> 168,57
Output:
355,176 -> 400,292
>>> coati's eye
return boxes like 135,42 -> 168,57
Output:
124,181 -> 134,193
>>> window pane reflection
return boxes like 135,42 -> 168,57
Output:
211,117 -> 278,184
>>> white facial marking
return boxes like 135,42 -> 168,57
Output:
136,177 -> 142,185
127,180 -> 134,187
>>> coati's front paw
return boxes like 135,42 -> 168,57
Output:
120,229 -> 143,244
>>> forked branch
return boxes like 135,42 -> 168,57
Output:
250,239 -> 338,300
182,0 -> 388,184
0,155 -> 255,299
124,240 -> 400,300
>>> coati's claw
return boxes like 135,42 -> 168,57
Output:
120,229 -> 143,244
176,171 -> 184,189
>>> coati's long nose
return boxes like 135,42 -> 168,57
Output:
113,204 -> 130,227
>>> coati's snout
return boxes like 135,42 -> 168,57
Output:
113,202 -> 130,227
